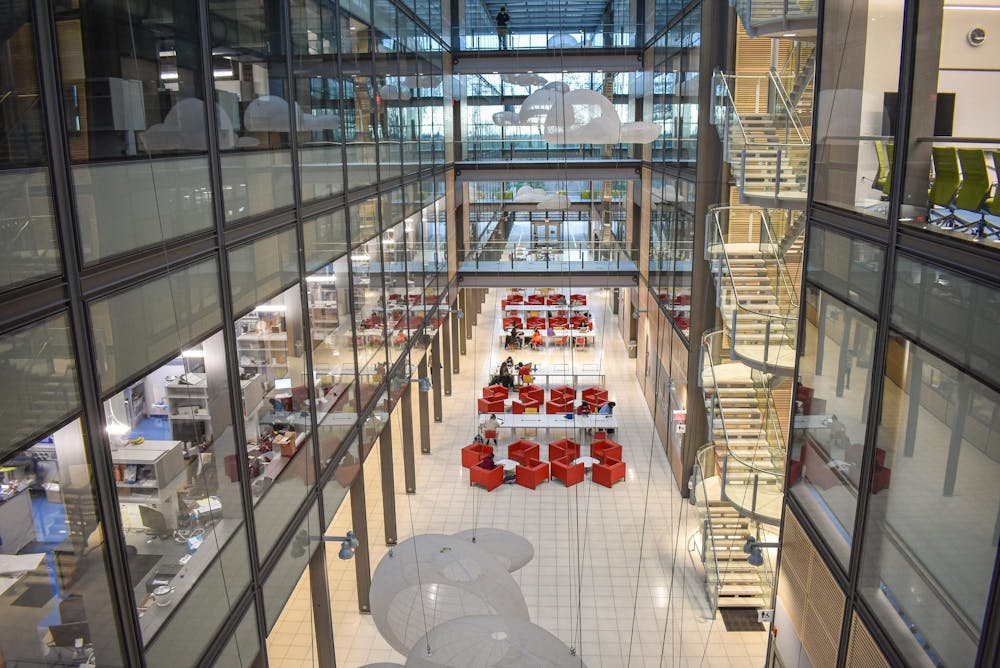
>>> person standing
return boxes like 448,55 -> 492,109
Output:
496,6 -> 510,50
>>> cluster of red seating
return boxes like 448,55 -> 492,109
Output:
501,292 -> 588,310
462,434 -> 626,491
477,384 -> 611,415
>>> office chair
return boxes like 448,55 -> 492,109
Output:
977,150 -> 1000,241
873,140 -> 890,195
946,149 -> 994,238
927,146 -> 961,225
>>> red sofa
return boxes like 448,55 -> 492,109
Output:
508,440 -> 540,464
526,294 -> 545,305
516,459 -> 550,489
582,387 -> 609,406
550,385 -> 577,402
502,317 -> 523,329
546,399 -> 574,414
551,457 -> 584,486
462,443 -> 493,468
483,384 -> 509,400
593,458 -> 626,487
592,439 -> 623,462
548,438 -> 581,461
477,397 -> 505,413
511,398 -> 541,414
470,463 -> 503,491
518,384 -> 544,403
570,293 -> 587,306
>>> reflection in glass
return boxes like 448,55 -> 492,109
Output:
0,419 -> 125,666
0,0 -> 59,290
805,226 -> 885,313
859,341 -> 1000,667
55,1 -> 214,262
788,287 -> 876,569
210,0 -> 294,221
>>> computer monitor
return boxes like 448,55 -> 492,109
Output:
49,621 -> 91,648
139,505 -> 170,538
274,377 -> 293,390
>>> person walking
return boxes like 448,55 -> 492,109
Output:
496,6 -> 510,50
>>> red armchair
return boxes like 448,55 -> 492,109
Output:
483,384 -> 509,400
519,384 -> 544,403
582,387 -> 609,406
511,398 -> 541,414
593,439 -> 623,462
526,316 -> 546,329
593,458 -> 626,487
462,443 -> 493,468
516,459 -> 550,489
545,294 -> 564,306
502,317 -> 523,329
526,294 -> 545,305
549,316 -> 568,328
570,293 -> 587,306
548,438 -> 581,461
477,397 -> 505,413
593,430 -> 607,441
508,439 -> 541,465
546,399 -> 574,414
550,385 -> 577,402
506,294 -> 524,304
470,463 -> 504,491
551,457 -> 584,486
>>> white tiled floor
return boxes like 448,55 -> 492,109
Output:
271,288 -> 768,667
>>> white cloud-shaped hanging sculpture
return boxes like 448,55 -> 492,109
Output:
244,95 -> 298,132
547,33 -> 580,48
491,111 -> 521,127
543,89 -> 620,144
518,82 -> 569,124
370,534 -> 530,656
512,186 -> 548,203
537,194 -> 571,210
400,75 -> 443,89
452,529 -> 534,572
379,84 -> 412,101
141,98 -> 237,152
501,72 -> 548,87
300,112 -> 341,131
405,615 -> 588,668
619,121 -> 662,144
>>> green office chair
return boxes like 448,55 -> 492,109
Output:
927,146 -> 961,223
976,150 -> 1000,241
873,141 -> 889,195
946,149 -> 991,234
883,143 -> 894,196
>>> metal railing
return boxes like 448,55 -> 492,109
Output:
706,207 -> 798,374
461,239 -> 637,271
730,0 -> 818,37
693,444 -> 724,612
461,137 -> 633,161
459,23 -> 640,50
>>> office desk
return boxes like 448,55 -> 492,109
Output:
0,487 -> 36,554
478,414 -> 618,430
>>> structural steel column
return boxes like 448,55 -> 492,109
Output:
431,331 -> 444,422
349,470 -> 372,613
442,313 -> 453,396
308,545 -> 337,666
903,354 -> 923,457
418,357 -> 431,452
451,305 -> 462,370
681,0 -> 727,495
459,289 -> 470,352
378,426 -> 397,545
400,383 -> 417,493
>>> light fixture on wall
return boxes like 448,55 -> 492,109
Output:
743,536 -> 780,567
405,377 -> 432,392
324,531 -> 360,560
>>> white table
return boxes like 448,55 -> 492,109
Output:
497,330 -> 595,346
494,458 -> 519,472
478,414 -> 617,429
503,304 -> 590,313
573,456 -> 601,470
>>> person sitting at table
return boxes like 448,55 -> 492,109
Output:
480,453 -> 497,470
498,361 -> 514,388
577,401 -> 592,415
598,401 -> 616,415
482,414 -> 500,445
529,329 -> 543,350
547,324 -> 555,337
517,362 -> 533,385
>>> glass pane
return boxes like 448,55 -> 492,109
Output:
303,209 -> 350,271
210,0 -> 294,222
788,287 -> 877,569
0,314 -> 80,459
55,1 -> 214,263
322,436 -> 360,527
0,419 -> 126,666
90,259 -> 222,394
340,6 -> 378,190
805,226 -> 885,313
100,326 -> 250,657
232,280 -> 313,562
211,600 -> 261,667
812,0 -> 903,219
261,501 -> 321,630
859,342 -> 1000,667
292,0 -> 346,202
0,0 -> 59,290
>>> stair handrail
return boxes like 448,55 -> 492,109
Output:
707,206 -> 798,325
751,368 -> 788,460
694,444 -> 724,611
767,69 -> 806,144
712,69 -> 750,148
757,209 -> 800,311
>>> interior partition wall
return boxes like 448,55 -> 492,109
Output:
772,1 -> 1000,666
0,0 -> 450,666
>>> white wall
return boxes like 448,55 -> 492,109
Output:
939,5 -> 1000,137
772,596 -> 814,668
